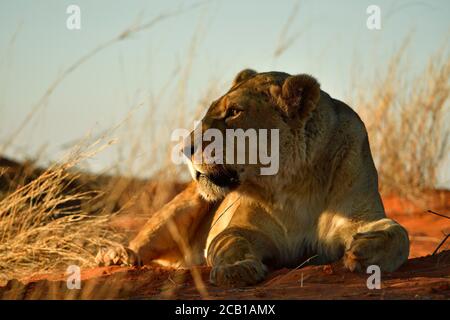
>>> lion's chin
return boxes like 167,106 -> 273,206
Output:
197,179 -> 229,201
195,169 -> 240,202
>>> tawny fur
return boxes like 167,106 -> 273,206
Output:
97,70 -> 410,288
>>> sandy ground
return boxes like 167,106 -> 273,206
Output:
1,191 -> 449,300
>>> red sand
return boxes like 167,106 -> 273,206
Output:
1,192 -> 449,300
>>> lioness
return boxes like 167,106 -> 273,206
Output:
96,70 -> 410,287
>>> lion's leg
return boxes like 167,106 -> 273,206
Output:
206,201 -> 282,287
342,218 -> 410,272
207,227 -> 275,287
96,182 -> 213,267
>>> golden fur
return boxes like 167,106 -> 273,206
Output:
96,70 -> 410,287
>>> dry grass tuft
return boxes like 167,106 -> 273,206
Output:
352,43 -> 450,199
0,140 -> 128,285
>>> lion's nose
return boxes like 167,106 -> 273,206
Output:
181,142 -> 195,160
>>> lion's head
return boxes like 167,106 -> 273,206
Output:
182,69 -> 321,201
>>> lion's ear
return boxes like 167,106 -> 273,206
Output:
232,69 -> 257,87
272,74 -> 320,119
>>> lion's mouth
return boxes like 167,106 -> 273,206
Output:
195,168 -> 240,189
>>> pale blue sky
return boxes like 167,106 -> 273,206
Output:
0,0 -> 449,183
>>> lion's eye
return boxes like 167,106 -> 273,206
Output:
226,107 -> 243,119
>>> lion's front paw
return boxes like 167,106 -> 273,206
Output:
210,259 -> 267,287
95,246 -> 142,267
344,230 -> 400,272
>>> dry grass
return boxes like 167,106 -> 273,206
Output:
0,139 -> 129,285
352,42 -> 450,199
